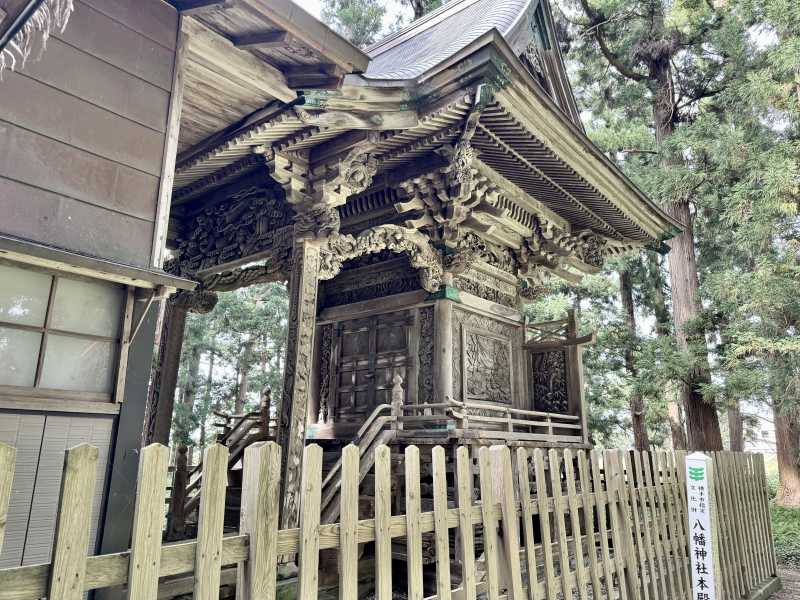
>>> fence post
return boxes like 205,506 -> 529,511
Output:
432,446 -> 452,600
194,443 -> 229,600
685,452 -> 722,600
298,444 -> 323,600
373,445 -> 393,600
127,443 -> 170,600
48,443 -> 99,600
405,445 -> 424,600
456,446 -> 477,600
491,446 -> 524,600
339,445 -> 360,600
238,441 -> 281,600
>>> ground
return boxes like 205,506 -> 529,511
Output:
775,568 -> 800,599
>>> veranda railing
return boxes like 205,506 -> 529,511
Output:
0,441 -> 780,600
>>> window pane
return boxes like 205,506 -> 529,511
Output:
39,335 -> 116,393
50,278 -> 123,338
0,327 -> 41,387
0,265 -> 51,327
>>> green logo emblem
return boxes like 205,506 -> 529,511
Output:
689,466 -> 705,482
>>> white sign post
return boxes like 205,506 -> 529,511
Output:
685,452 -> 720,600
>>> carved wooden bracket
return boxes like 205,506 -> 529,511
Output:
319,225 -> 444,293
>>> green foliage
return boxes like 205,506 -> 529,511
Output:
322,0 -> 386,48
771,505 -> 800,566
171,282 -> 289,447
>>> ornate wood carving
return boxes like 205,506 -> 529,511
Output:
321,256 -> 421,308
170,180 -> 294,275
464,330 -> 512,404
318,324 -> 333,423
278,241 -> 321,529
451,308 -> 519,403
531,350 -> 569,413
320,225 -> 443,293
417,306 -> 434,404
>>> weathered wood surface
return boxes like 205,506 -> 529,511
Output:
0,0 -> 178,267
0,447 -> 779,600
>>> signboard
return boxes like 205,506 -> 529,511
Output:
686,452 -> 719,600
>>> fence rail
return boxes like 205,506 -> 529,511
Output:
0,442 -> 780,600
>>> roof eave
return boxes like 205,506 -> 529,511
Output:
405,30 -> 682,242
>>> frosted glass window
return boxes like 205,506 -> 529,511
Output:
0,327 -> 41,387
50,278 -> 123,338
39,336 -> 116,393
0,265 -> 51,327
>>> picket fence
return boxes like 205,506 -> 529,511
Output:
0,441 -> 780,600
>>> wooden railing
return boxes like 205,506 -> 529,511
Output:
0,441 -> 780,600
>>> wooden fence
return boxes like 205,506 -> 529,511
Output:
0,442 -> 780,600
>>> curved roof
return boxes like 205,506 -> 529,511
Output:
365,0 -> 531,80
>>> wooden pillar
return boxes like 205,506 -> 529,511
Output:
147,300 -> 189,445
277,239 -> 321,529
566,309 -> 589,445
146,290 -> 218,445
433,296 -> 455,403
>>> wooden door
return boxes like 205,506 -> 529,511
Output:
332,311 -> 412,422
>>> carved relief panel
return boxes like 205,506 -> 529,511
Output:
530,350 -> 569,413
451,307 -> 522,406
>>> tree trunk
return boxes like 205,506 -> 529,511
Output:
652,60 -> 723,451
646,253 -> 687,450
728,402 -> 744,451
180,346 -> 201,410
619,268 -> 649,451
774,403 -> 800,508
235,338 -> 255,414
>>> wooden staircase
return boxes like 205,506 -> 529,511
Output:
167,403 -> 401,536
319,403 -> 398,523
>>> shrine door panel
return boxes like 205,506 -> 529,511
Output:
333,311 -> 411,422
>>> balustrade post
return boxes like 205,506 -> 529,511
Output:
391,374 -> 404,430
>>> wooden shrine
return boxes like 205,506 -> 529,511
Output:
146,0 -> 681,537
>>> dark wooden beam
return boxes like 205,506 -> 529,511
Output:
171,0 -> 233,15
286,63 -> 338,76
233,30 -> 291,49
0,0 -> 43,53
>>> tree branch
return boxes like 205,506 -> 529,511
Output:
577,0 -> 649,83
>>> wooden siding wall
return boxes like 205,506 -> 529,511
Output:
0,412 -> 113,568
0,0 -> 179,268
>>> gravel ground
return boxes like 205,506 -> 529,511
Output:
774,568 -> 800,599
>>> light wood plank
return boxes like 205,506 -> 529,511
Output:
577,451 -> 603,599
490,446 -> 524,600
478,447 -> 501,600
532,448 -> 556,599
432,446 -> 452,600
623,451 -> 650,600
193,444 -> 228,600
515,448 -> 540,600
638,452 -> 669,600
126,444 -> 169,600
405,445 -> 424,600
656,452 -> 689,598
47,443 -> 99,600
456,447 -> 477,600
338,444 -> 359,600
598,451 -> 628,600
297,444 -> 323,600
238,441 -> 281,600
152,22 -> 187,268
374,445 -> 392,600
563,449 -> 588,600
0,443 -> 17,553
548,449 -> 573,600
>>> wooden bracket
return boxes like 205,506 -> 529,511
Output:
233,30 -> 291,49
